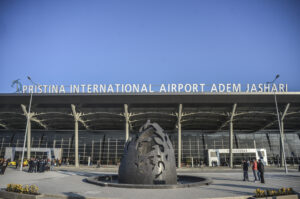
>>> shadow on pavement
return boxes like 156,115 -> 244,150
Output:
57,169 -> 113,177
63,192 -> 87,199
204,186 -> 252,195
264,174 -> 300,178
212,177 -> 242,181
213,183 -> 277,190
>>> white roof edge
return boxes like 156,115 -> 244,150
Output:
1,92 -> 300,96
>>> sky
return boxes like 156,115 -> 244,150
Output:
0,0 -> 300,93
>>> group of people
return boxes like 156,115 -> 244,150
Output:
243,158 -> 265,183
0,158 -> 8,175
28,157 -> 55,173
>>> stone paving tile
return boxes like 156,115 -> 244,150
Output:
0,167 -> 299,199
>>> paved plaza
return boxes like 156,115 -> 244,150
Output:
0,167 -> 299,199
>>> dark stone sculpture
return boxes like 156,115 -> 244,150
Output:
118,121 -> 177,185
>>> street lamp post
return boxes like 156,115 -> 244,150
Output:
267,75 -> 288,174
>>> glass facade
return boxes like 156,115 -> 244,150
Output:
0,130 -> 299,166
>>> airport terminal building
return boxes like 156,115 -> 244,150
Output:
0,92 -> 300,168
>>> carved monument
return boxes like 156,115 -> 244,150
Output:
118,120 -> 177,185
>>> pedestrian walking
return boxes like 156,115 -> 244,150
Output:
41,159 -> 46,172
37,159 -> 41,172
252,159 -> 258,182
0,159 -> 3,174
30,158 -> 33,172
15,160 -> 19,169
258,159 -> 265,183
50,159 -> 54,171
33,158 -> 37,173
242,160 -> 249,181
97,160 -> 101,168
0,159 -> 8,175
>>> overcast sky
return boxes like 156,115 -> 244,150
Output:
0,0 -> 300,93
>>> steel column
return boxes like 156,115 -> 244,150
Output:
280,121 -> 285,167
74,119 -> 79,167
178,104 -> 182,168
53,139 -> 56,148
27,119 -> 31,160
71,104 -> 80,168
229,121 -> 233,168
115,139 -> 118,164
68,138 -> 71,158
0,138 -> 4,156
91,140 -> 94,161
83,143 -> 86,161
124,104 -> 129,142
99,139 -> 102,162
229,103 -> 237,168
107,138 -> 110,165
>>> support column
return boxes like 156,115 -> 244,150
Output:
107,138 -> 110,165
229,103 -> 237,168
27,117 -> 31,160
53,139 -> 56,148
115,139 -> 118,164
74,118 -> 79,167
178,104 -> 182,168
99,139 -> 102,161
68,138 -> 71,158
229,121 -> 233,168
71,104 -> 80,168
124,104 -> 129,142
0,138 -> 4,155
91,140 -> 94,161
280,121 -> 284,167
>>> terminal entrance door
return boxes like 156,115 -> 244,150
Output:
208,148 -> 268,166
9,151 -> 48,161
233,153 -> 257,165
217,153 -> 257,166
33,152 -> 48,159
219,154 -> 229,166
13,151 -> 28,161
4,147 -> 62,161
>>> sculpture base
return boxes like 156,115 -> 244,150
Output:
85,174 -> 212,189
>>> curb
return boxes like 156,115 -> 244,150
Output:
0,190 -> 44,199
85,174 -> 212,189
204,194 -> 299,199
205,196 -> 252,199
0,190 -> 116,199
43,193 -> 117,199
2,191 -> 298,199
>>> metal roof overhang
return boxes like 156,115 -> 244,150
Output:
1,92 -> 300,104
0,93 -> 299,132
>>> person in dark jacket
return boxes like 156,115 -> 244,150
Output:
0,159 -> 3,174
0,159 -> 8,175
33,158 -> 37,173
28,158 -> 32,173
257,159 -> 265,183
15,160 -> 19,169
37,159 -> 41,172
242,160 -> 249,181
